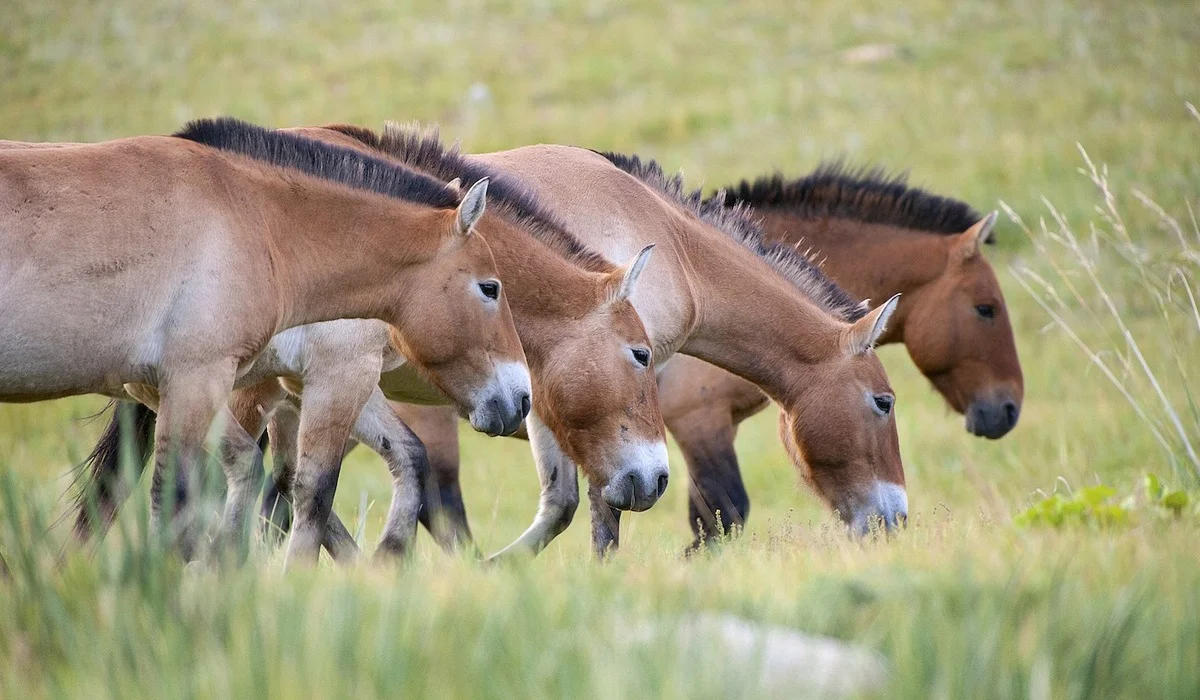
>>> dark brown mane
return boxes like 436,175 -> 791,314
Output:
598,152 -> 865,322
328,123 -> 614,273
721,161 -> 987,239
173,117 -> 460,209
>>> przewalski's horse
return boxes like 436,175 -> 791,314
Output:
76,123 -> 667,560
383,147 -> 907,557
657,165 -> 1022,547
0,117 -> 528,558
255,124 -> 667,556
402,164 -> 1023,551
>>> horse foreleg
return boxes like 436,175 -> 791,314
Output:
150,360 -> 238,560
669,406 -> 749,552
218,381 -> 287,555
282,361 -> 379,568
487,413 -> 579,561
390,402 -> 472,551
587,485 -> 621,558
261,400 -> 299,543
262,396 -> 360,563
342,389 -> 431,561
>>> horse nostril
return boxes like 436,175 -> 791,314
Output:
520,393 -> 531,418
656,472 -> 669,497
1003,400 -> 1019,428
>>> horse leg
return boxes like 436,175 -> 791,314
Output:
670,405 -> 749,552
149,361 -> 238,560
340,389 -> 432,561
487,413 -> 579,560
261,400 -> 298,544
391,403 -> 472,550
283,361 -> 379,568
261,394 -> 360,563
588,485 -> 621,558
218,381 -> 287,555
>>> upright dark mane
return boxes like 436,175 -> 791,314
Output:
174,117 -> 460,210
598,152 -> 865,322
722,161 -> 985,238
328,123 -> 613,273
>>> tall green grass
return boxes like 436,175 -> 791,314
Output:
4,0 -> 1200,697
1009,108 -> 1200,487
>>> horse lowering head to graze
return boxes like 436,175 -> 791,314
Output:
321,124 -> 667,515
460,147 -> 906,552
174,119 -> 531,439
725,164 -> 1023,439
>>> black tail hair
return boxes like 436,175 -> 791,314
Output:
72,401 -> 156,540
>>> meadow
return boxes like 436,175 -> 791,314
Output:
2,0 -> 1199,697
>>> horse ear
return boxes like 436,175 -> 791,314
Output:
842,294 -> 900,356
606,244 -> 655,304
953,211 -> 998,262
454,177 -> 488,237
446,177 -> 463,193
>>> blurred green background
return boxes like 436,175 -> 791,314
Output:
2,1 -> 1199,698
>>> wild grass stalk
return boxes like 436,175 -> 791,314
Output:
1008,110 -> 1200,485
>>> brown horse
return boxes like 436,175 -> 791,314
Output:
382,163 -> 1022,553
0,118 -> 527,557
659,166 -> 1024,546
258,124 -> 667,555
76,123 -> 668,561
373,146 -> 907,557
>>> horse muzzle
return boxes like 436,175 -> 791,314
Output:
965,394 -> 1020,439
846,481 -> 908,537
601,440 -> 670,512
467,362 -> 531,437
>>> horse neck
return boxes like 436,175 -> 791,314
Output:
253,176 -> 450,331
475,215 -> 611,369
667,216 -> 847,406
758,211 -> 951,344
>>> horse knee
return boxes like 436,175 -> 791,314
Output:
550,487 -> 579,534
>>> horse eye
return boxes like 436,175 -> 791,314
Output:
478,281 -> 500,300
873,394 -> 894,416
631,347 -> 651,368
975,304 -> 995,319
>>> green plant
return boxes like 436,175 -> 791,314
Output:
1014,483 -> 1132,528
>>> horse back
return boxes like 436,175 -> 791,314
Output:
0,137 -> 277,399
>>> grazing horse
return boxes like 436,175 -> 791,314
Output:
74,123 -> 667,562
0,118 -> 528,558
394,163 -> 1024,552
661,165 -> 1024,547
371,146 -> 907,557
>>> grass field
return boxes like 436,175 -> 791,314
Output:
2,0 -> 1199,697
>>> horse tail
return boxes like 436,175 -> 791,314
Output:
72,401 -> 156,541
